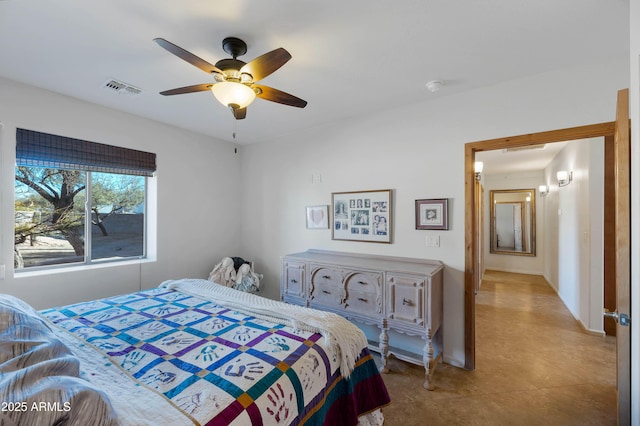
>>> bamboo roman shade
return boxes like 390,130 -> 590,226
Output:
16,128 -> 156,177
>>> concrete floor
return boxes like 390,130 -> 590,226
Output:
379,270 -> 616,426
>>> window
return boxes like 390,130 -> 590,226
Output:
14,129 -> 156,270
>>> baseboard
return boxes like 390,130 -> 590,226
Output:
544,278 -> 606,337
486,267 -> 542,276
443,355 -> 465,369
578,320 -> 606,337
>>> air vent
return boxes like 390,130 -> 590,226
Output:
101,79 -> 142,97
502,144 -> 546,153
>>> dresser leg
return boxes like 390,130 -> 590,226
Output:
422,338 -> 435,390
378,324 -> 390,373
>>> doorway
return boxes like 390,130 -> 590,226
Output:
463,121 -> 617,370
465,89 -> 631,424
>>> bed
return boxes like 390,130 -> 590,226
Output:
0,279 -> 390,425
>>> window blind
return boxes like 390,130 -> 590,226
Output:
16,128 -> 156,177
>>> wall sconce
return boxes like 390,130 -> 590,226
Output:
539,184 -> 549,197
474,161 -> 484,181
557,170 -> 573,187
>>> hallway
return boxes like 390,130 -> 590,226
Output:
381,270 -> 617,425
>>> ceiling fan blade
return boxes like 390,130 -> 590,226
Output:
159,83 -> 213,96
232,107 -> 247,120
154,38 -> 222,75
254,85 -> 307,108
240,48 -> 291,82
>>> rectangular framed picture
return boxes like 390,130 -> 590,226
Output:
332,189 -> 392,243
306,205 -> 329,229
416,198 -> 449,230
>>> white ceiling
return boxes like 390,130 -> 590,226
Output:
0,0 -> 629,146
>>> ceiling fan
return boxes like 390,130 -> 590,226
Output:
154,37 -> 307,120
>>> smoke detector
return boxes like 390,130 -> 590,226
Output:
101,79 -> 142,97
425,80 -> 444,92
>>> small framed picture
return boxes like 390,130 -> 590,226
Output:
306,205 -> 329,229
416,198 -> 449,230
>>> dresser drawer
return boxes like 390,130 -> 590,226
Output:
386,273 -> 427,328
309,281 -> 343,308
344,271 -> 381,292
344,289 -> 381,316
310,266 -> 342,287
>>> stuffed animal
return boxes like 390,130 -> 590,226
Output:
208,257 -> 236,287
208,256 -> 263,293
233,263 -> 263,294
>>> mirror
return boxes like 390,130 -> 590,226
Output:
490,189 -> 536,256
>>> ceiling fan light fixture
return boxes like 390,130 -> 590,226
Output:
211,82 -> 256,108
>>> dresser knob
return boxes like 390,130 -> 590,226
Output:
402,298 -> 411,306
290,279 -> 297,284
358,281 -> 367,285
322,275 -> 331,279
322,290 -> 331,294
358,298 -> 368,302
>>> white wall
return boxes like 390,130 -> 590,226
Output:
482,171 -> 544,275
240,59 -> 628,367
541,139 -> 604,334
0,77 -> 243,309
628,0 -> 639,421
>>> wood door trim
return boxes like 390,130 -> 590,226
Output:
466,122 -> 616,152
604,134 -> 616,336
464,121 -> 616,370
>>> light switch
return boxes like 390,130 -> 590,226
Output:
426,235 -> 440,247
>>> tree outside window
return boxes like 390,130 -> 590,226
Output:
14,166 -> 146,269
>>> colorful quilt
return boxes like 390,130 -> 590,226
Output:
40,281 -> 389,425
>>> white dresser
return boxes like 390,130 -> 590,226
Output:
280,249 -> 444,390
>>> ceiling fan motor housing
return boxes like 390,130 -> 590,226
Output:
216,38 -> 251,82
222,37 -> 247,58
214,58 -> 249,82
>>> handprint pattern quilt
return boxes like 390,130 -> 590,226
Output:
40,286 -> 389,425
